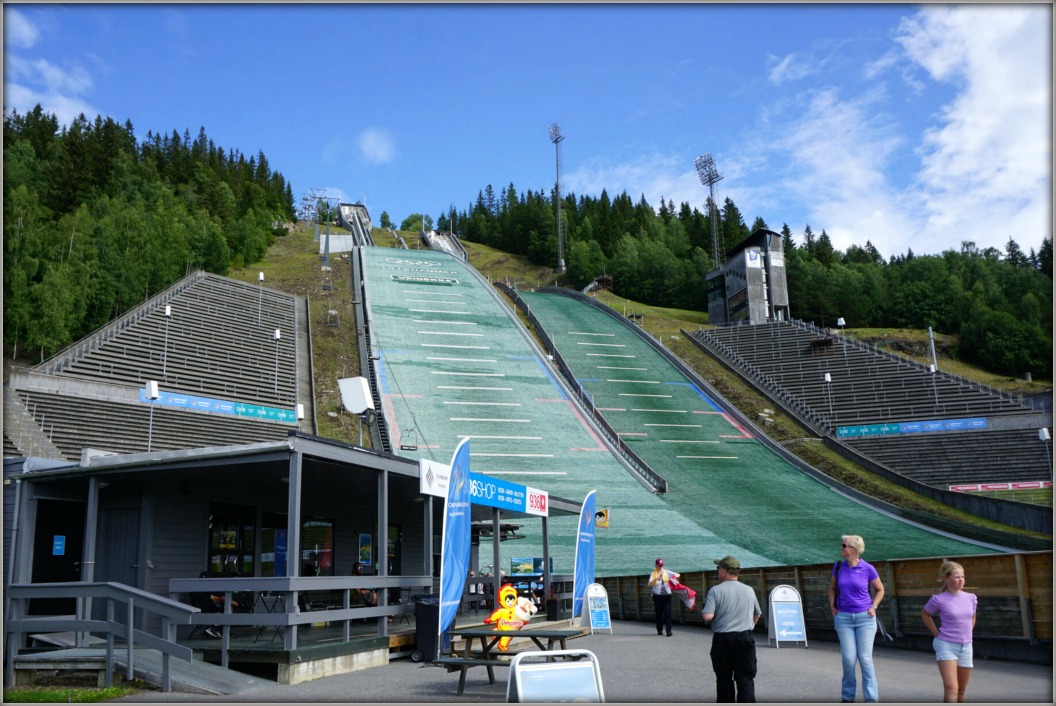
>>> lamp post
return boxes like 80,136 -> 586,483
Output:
824,372 -> 833,427
258,272 -> 264,325
694,152 -> 724,270
146,380 -> 159,452
548,123 -> 566,275
162,305 -> 171,380
837,317 -> 846,359
1040,428 -> 1052,479
929,364 -> 938,409
273,328 -> 281,397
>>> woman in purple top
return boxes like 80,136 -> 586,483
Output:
921,561 -> 977,703
827,534 -> 885,703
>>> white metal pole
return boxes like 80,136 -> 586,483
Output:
163,305 -> 171,380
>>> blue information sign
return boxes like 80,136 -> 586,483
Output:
585,583 -> 612,634
469,472 -> 526,513
768,585 -> 807,648
52,535 -> 66,556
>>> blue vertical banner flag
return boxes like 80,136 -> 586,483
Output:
572,489 -> 597,619
438,437 -> 472,635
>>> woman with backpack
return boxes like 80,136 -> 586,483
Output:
828,534 -> 885,702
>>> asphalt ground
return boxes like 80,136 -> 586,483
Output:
116,618 -> 1051,703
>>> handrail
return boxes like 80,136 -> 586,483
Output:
784,319 -> 1031,410
497,283 -> 668,493
168,575 -> 431,661
35,270 -> 208,376
5,581 -> 196,692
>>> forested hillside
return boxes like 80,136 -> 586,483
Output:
436,185 -> 1053,377
3,104 -> 1051,379
3,105 -> 294,360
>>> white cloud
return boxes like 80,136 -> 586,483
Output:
767,52 -> 817,85
743,84 -> 918,256
564,152 -> 703,212
3,55 -> 98,127
4,8 -> 41,50
896,5 -> 1052,251
5,55 -> 94,95
723,4 -> 1051,257
357,128 -> 395,165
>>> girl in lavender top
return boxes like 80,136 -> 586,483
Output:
921,561 -> 978,703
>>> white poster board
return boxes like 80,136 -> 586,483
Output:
768,584 -> 807,648
507,649 -> 604,703
583,583 -> 612,634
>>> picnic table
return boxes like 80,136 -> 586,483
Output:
436,626 -> 583,695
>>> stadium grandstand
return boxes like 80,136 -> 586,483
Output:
688,321 -> 1052,496
3,271 -> 309,461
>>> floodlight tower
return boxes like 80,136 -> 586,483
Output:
694,152 -> 724,269
548,123 -> 566,275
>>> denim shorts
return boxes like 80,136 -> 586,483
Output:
933,637 -> 973,667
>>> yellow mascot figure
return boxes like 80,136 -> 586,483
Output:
483,584 -> 524,651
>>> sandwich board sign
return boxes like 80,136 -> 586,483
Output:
768,584 -> 807,648
584,583 -> 612,634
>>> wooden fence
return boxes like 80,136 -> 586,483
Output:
589,551 -> 1051,664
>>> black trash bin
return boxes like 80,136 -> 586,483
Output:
410,594 -> 450,662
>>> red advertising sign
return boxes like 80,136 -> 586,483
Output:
526,487 -> 548,517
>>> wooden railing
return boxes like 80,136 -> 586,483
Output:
5,581 -> 196,692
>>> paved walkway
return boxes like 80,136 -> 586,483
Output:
117,619 -> 1051,703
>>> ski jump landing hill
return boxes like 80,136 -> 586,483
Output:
355,247 -> 1006,577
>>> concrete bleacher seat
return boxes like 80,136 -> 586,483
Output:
690,321 -> 1047,491
37,273 -> 299,409
15,389 -> 293,461
4,271 -> 306,461
845,428 -> 1051,488
694,321 -> 1031,426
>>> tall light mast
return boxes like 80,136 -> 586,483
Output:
694,152 -> 724,269
548,123 -> 566,274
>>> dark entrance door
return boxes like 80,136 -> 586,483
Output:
99,507 -> 140,587
30,499 -> 86,614
93,507 -> 141,623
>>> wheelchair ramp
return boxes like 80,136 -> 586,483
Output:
16,647 -> 274,695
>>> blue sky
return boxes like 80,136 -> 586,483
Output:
4,2 -> 1051,259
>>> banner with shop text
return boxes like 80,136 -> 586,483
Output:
572,489 -> 597,619
438,438 -> 472,635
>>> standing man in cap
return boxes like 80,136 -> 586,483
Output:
647,558 -> 679,636
702,555 -> 762,702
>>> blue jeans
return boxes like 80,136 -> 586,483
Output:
834,611 -> 878,702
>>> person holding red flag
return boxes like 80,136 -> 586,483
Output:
648,558 -> 678,636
